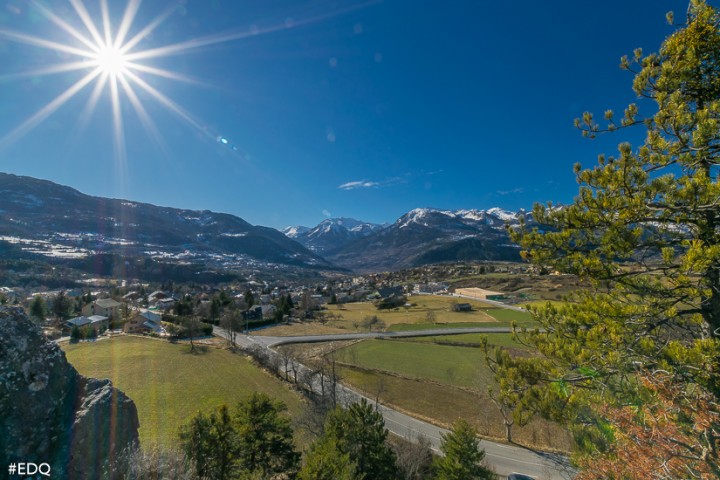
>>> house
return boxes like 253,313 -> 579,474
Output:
82,298 -> 122,319
123,291 -> 141,302
124,310 -> 163,334
65,315 -> 109,333
452,303 -> 473,312
378,286 -> 404,299
148,290 -> 167,302
155,297 -> 177,311
261,305 -> 277,319
242,306 -> 263,321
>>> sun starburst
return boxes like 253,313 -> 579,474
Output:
0,0 -> 381,164
0,0 -> 238,161
92,44 -> 130,77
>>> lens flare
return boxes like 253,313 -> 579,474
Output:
0,0 -> 383,160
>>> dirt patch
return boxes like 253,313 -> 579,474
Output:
455,287 -> 504,299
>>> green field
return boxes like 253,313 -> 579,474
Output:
398,332 -> 529,349
334,338 -> 491,389
62,337 -> 304,447
328,335 -> 572,451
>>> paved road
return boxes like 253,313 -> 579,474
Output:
216,326 -> 574,479
248,326 -> 512,348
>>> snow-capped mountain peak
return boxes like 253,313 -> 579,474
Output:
282,225 -> 310,238
485,207 -> 518,222
282,217 -> 385,253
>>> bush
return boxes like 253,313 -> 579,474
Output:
375,296 -> 406,310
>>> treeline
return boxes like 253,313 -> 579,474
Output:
107,394 -> 495,479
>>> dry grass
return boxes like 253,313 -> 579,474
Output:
281,336 -> 573,453
62,336 -> 305,447
339,366 -> 573,453
255,295 -> 512,337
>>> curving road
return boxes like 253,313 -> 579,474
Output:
216,326 -> 575,479
249,326 -> 512,348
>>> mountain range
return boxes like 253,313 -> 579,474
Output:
282,218 -> 387,254
0,173 -> 331,276
0,173 -> 528,278
288,208 -> 526,272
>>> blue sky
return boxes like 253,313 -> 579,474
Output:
0,0 -> 688,229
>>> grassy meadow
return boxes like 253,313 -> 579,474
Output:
257,294 -> 535,336
62,337 -> 304,447
322,335 -> 572,452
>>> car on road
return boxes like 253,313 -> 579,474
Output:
507,474 -> 536,480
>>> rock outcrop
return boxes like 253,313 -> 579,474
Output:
0,307 -> 139,479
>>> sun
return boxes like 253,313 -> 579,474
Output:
92,44 -> 129,77
0,0 -> 241,158
0,0 -> 369,159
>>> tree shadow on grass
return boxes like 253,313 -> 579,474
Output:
181,345 -> 210,355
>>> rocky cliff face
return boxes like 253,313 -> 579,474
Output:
0,307 -> 139,479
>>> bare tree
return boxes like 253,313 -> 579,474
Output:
289,358 -> 300,384
295,397 -> 333,438
220,310 -> 242,349
280,349 -> 292,381
360,315 -> 385,332
392,434 -> 434,480
324,352 -> 341,408
181,316 -> 203,353
373,375 -> 386,409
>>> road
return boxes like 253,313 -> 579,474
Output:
215,326 -> 574,479
246,326 -> 512,348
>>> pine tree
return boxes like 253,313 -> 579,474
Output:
234,392 -> 299,478
432,420 -> 495,480
70,325 -> 82,343
298,437 -> 358,480
506,1 -> 720,476
321,399 -> 397,480
52,290 -> 72,320
244,290 -> 255,309
29,295 -> 46,323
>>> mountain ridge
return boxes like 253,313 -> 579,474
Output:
0,172 -> 531,276
0,172 -> 332,273
322,207 -> 529,272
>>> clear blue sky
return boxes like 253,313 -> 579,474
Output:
0,0 -> 688,229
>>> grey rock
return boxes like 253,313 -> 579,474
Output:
0,307 -> 139,479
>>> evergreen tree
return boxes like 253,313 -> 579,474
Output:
70,325 -> 82,343
210,297 -> 221,323
506,1 -> 720,476
321,399 -> 397,480
432,420 -> 495,480
52,290 -> 72,320
179,411 -> 214,479
180,398 -> 296,480
29,295 -> 46,322
298,437 -> 358,480
174,297 -> 194,317
234,392 -> 299,478
244,290 -> 255,308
